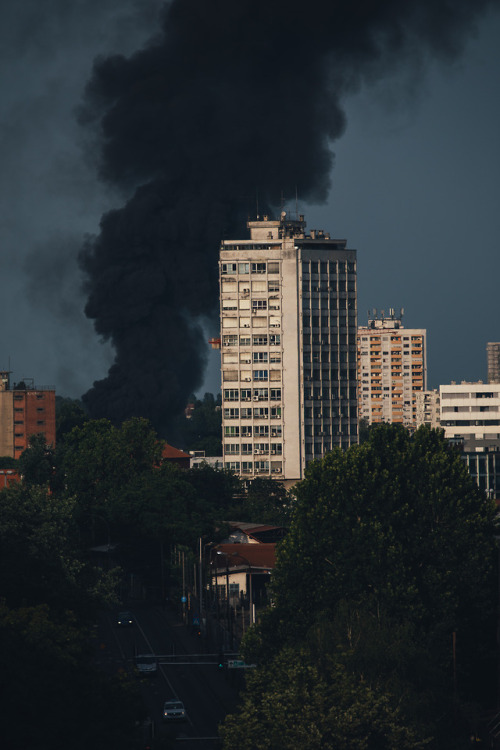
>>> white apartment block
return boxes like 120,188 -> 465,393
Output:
415,389 -> 441,429
219,214 -> 358,483
358,313 -> 427,428
439,382 -> 500,442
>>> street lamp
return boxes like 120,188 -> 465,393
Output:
216,551 -> 231,636
230,552 -> 254,627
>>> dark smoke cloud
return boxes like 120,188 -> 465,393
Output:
79,0 -> 499,434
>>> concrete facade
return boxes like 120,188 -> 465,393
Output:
415,389 -> 441,430
219,214 -> 358,483
439,381 -> 500,442
487,342 -> 500,384
357,314 -> 427,428
0,371 -> 56,458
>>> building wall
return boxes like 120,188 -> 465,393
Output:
439,382 -> 500,442
0,390 -> 14,456
487,342 -> 500,384
357,317 -> 426,428
0,371 -> 56,458
415,389 -> 441,429
219,215 -> 357,482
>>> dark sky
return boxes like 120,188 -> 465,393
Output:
1,0 -> 499,413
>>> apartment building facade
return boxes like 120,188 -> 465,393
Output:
357,313 -> 427,428
219,214 -> 358,483
487,342 -> 500,384
415,389 -> 441,429
439,382 -> 500,442
0,371 -> 56,458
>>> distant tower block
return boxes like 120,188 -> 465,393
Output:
487,342 -> 500,384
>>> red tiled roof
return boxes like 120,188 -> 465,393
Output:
162,443 -> 191,459
214,543 -> 276,571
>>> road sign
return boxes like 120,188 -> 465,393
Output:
227,659 -> 256,669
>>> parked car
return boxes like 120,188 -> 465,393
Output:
162,700 -> 186,722
135,654 -> 158,676
116,611 -> 134,627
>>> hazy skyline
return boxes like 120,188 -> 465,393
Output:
1,1 -> 499,409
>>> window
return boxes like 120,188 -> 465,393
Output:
241,443 -> 253,454
239,336 -> 251,346
224,389 -> 239,401
252,299 -> 267,310
241,408 -> 252,419
270,334 -> 281,346
241,425 -> 252,436
254,388 -> 268,400
268,262 -> 279,274
238,262 -> 249,274
224,444 -> 240,454
251,262 -> 266,274
268,281 -> 280,292
241,462 -> 253,473
254,425 -> 269,436
224,426 -> 239,437
224,408 -> 239,419
253,370 -> 268,381
254,443 -> 269,454
241,389 -> 252,400
253,407 -> 269,419
270,406 -> 281,419
253,352 -> 268,362
253,335 -> 268,346
270,388 -> 281,400
225,461 -> 240,472
223,335 -> 237,347
221,263 -> 237,274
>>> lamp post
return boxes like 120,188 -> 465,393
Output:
230,552 -> 254,627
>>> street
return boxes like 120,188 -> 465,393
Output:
93,602 -> 239,748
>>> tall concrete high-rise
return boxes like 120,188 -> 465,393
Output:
0,371 -> 56,458
487,342 -> 500,384
357,311 -> 427,428
219,213 -> 358,484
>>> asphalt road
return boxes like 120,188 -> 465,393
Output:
94,603 -> 240,748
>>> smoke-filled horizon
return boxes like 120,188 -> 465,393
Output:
79,0 -> 500,435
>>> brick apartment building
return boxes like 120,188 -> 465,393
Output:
0,371 -> 56,459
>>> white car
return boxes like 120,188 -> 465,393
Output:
134,654 -> 158,676
162,699 -> 186,722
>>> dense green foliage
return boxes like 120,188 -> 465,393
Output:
171,391 -> 222,455
1,408 -> 294,748
228,425 -> 498,748
221,645 -> 427,750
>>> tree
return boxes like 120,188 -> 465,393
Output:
172,392 -> 222,455
58,417 -> 163,529
18,433 -> 55,487
220,645 -> 427,750
0,482 -> 118,617
238,477 -> 294,525
55,396 -> 88,442
0,601 -> 145,750
243,425 -> 498,745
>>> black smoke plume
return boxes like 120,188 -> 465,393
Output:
79,0 -> 498,435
